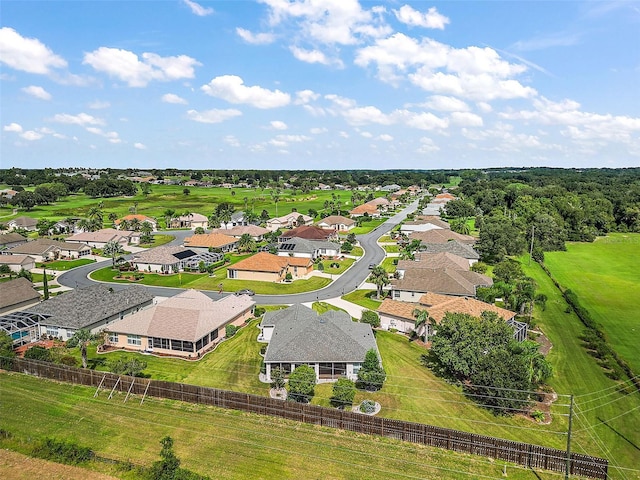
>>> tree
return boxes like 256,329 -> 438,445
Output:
356,348 -> 386,391
450,218 -> 471,235
368,265 -> 390,299
150,436 -> 180,480
42,267 -> 50,300
0,331 -> 15,369
183,188 -> 191,196
11,190 -> 37,211
413,308 -> 431,343
360,310 -> 380,328
17,268 -> 32,281
194,226 -> 205,235
87,206 -> 103,228
103,240 -> 125,267
237,233 -> 256,253
476,216 -> 526,263
163,208 -> 176,229
287,364 -> 316,403
24,345 -> 53,362
140,221 -> 153,243
36,218 -> 54,237
67,329 -> 95,369
270,366 -> 286,390
108,358 -> 147,377
330,378 -> 356,408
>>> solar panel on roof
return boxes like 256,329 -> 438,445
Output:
173,249 -> 197,260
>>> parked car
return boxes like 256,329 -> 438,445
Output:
235,289 -> 255,296
368,263 -> 377,269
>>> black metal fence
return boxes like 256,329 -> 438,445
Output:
5,357 -> 608,479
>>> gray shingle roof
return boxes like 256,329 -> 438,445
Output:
392,267 -> 492,296
7,238 -> 91,255
0,277 -> 40,310
263,304 -> 378,364
26,284 -> 153,330
0,232 -> 28,246
420,241 -> 480,260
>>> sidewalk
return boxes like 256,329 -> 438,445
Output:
322,296 -> 368,319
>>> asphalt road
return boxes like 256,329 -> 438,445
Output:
58,201 -> 418,305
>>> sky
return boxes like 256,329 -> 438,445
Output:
1,0 -> 639,171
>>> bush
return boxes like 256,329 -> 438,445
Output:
24,345 -> 53,362
0,264 -> 10,274
225,324 -> 238,338
360,310 -> 380,328
287,364 -> 316,403
254,307 -> 266,317
531,410 -> 545,422
330,378 -> 356,408
58,355 -> 78,367
32,438 -> 94,464
270,366 -> 286,390
360,400 -> 376,414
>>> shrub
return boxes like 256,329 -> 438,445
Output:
254,307 -> 265,317
270,366 -> 286,390
225,324 -> 238,338
24,345 -> 53,362
32,438 -> 94,464
287,364 -> 316,403
58,355 -> 78,367
330,378 -> 356,408
360,310 -> 380,328
531,410 -> 545,422
360,400 -> 376,414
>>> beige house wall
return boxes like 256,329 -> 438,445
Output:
233,270 -> 282,282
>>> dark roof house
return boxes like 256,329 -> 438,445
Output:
0,277 -> 40,315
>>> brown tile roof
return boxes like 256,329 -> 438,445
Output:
7,238 -> 91,255
349,203 -> 378,215
378,295 -> 514,324
184,233 -> 238,248
115,214 -> 156,225
230,252 -> 311,273
280,225 -> 336,241
0,277 -> 40,310
435,193 -> 456,200
106,290 -> 255,342
409,229 -> 476,244
393,267 -> 492,296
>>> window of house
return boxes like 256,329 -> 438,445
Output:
108,333 -> 118,343
127,335 -> 141,346
46,327 -> 58,337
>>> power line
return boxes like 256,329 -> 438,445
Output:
574,375 -> 640,398
574,393 -> 636,415
573,403 -> 640,432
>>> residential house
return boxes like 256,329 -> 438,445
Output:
419,241 -> 480,266
115,214 -> 158,231
170,213 -> 208,230
422,203 -> 443,216
279,225 -> 338,243
380,184 -> 401,192
259,304 -> 379,383
25,284 -> 153,340
348,203 -> 381,218
377,293 -> 526,341
409,229 -> 476,245
0,254 -> 36,273
7,216 -> 38,232
396,252 -> 471,277
208,225 -> 270,241
132,245 -> 222,273
4,239 -> 91,262
277,237 -> 341,259
104,290 -> 255,358
0,232 -> 28,251
400,216 -> 450,235
66,228 -> 140,249
227,252 -> 313,282
391,267 -> 492,301
315,215 -> 356,232
266,212 -> 313,231
0,189 -> 18,200
0,277 -> 40,315
184,233 -> 238,252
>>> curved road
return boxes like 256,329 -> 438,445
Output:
59,201 -> 419,305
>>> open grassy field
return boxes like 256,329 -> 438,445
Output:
0,373 -> 576,480
543,233 -> 640,373
519,255 -> 640,476
0,184 -> 376,227
36,258 -> 95,270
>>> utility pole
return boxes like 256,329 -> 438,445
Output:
528,225 -> 535,266
565,395 -> 574,480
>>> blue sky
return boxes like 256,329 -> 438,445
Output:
1,0 -> 639,170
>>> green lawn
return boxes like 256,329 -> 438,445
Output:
342,289 -> 383,310
138,234 -> 175,248
519,254 -> 640,473
318,257 -> 355,274
349,246 -> 363,256
36,258 -> 95,270
0,373 -> 562,480
90,266 -> 332,294
543,233 -> 640,373
381,257 -> 397,273
350,218 -> 387,235
383,244 -> 400,253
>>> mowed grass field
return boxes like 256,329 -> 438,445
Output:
0,184 -> 376,226
0,373 -> 579,480
543,233 -> 640,373
520,255 -> 640,477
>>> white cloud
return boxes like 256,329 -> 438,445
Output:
450,111 -> 484,127
294,89 -> 320,105
378,133 -> 394,141
423,95 -> 469,112
290,46 -> 342,67
339,131 -> 349,138
477,102 -> 493,113
186,108 -> 242,123
400,110 -> 449,130
360,131 -> 373,138
261,0 -> 391,46
310,127 -> 328,134
22,85 -> 51,100
201,75 -> 290,108
183,0 -> 214,16
86,127 -> 121,143
134,142 -> 147,150
236,28 -> 275,45
0,27 -> 67,74
223,135 -> 240,147
394,5 -> 450,30
418,137 -> 440,153
162,93 -> 188,104
51,113 -> 105,126
343,105 -> 393,125
511,31 -> 581,52
325,94 -> 357,109
3,123 -> 23,133
20,130 -> 43,141
83,47 -> 201,87
88,100 -> 110,109
270,120 -> 288,130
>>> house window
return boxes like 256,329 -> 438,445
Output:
393,290 -> 400,298
127,335 -> 141,346
352,363 -> 362,374
46,327 -> 58,337
210,329 -> 219,342
108,333 -> 119,343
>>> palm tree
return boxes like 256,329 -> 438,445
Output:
450,218 -> 471,235
107,212 -> 118,227
163,208 -> 176,229
87,206 -> 103,227
70,328 -> 95,369
368,265 -> 390,299
270,190 -> 281,217
237,233 -> 256,253
140,221 -> 153,243
103,240 -> 124,267
413,308 -> 431,344
129,217 -> 141,232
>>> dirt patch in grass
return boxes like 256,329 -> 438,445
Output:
0,450 -> 117,480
